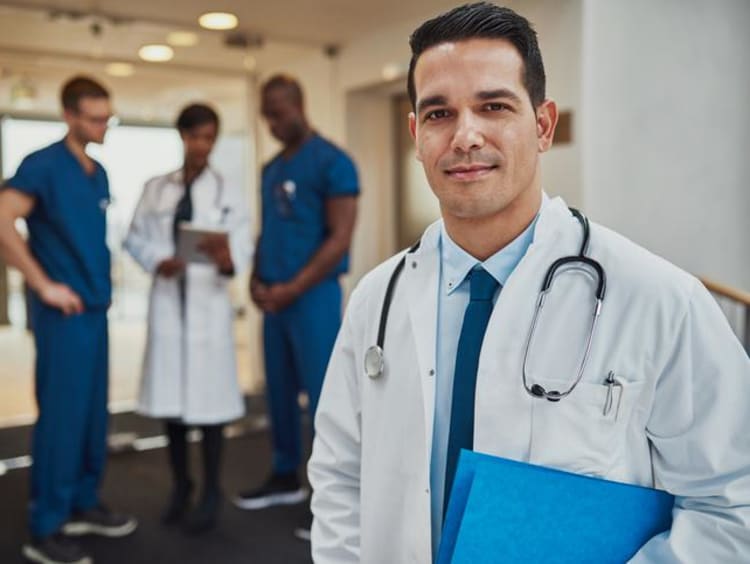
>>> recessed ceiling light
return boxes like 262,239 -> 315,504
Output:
381,63 -> 405,81
105,62 -> 135,77
138,44 -> 174,62
198,12 -> 238,30
167,31 -> 199,47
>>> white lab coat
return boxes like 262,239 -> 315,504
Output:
309,196 -> 750,563
124,167 -> 252,424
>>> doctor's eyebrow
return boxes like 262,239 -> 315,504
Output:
416,89 -> 524,114
476,89 -> 523,105
416,95 -> 448,114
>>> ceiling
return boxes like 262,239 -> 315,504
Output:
1,0 -> 457,47
0,0 -> 456,127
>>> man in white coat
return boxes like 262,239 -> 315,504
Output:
308,3 -> 750,563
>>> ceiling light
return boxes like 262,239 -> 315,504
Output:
198,12 -> 238,30
105,62 -> 135,77
243,55 -> 257,71
138,44 -> 174,62
167,31 -> 199,47
10,77 -> 37,110
381,63 -> 405,81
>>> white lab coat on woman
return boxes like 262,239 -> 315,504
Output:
124,167 -> 252,424
309,196 -> 750,563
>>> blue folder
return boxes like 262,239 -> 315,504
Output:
438,450 -> 674,564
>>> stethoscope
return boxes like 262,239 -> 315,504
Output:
156,167 -> 230,224
363,208 -> 607,404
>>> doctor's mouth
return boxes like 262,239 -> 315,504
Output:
444,164 -> 499,182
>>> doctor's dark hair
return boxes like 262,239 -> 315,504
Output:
261,74 -> 305,108
407,2 -> 546,110
176,103 -> 220,133
61,76 -> 109,112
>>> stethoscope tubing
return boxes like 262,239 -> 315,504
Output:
156,167 -> 226,216
368,208 -> 606,402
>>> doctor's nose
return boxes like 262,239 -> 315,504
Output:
450,112 -> 485,154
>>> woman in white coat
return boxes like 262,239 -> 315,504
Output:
124,104 -> 252,533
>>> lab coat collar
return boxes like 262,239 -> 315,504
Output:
167,168 -> 184,185
532,193 -> 572,248
166,165 -> 215,187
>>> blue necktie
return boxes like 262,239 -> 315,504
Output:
444,267 -> 499,515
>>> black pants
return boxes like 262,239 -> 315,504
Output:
164,421 -> 224,496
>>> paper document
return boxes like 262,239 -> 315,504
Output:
438,450 -> 674,564
175,223 -> 228,264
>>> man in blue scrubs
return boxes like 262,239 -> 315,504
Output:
0,76 -> 136,564
234,74 -> 359,537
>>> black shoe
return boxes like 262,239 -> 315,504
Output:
21,532 -> 92,564
293,508 -> 313,542
233,473 -> 308,510
62,505 -> 138,538
161,482 -> 193,525
183,491 -> 221,535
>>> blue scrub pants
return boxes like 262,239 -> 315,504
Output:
263,278 -> 342,474
29,299 -> 109,538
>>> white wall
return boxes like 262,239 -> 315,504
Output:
582,0 -> 750,289
526,0 -> 584,208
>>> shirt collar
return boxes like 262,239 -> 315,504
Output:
440,196 -> 546,295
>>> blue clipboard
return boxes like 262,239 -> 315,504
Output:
438,450 -> 674,564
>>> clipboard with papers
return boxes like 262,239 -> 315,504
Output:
438,450 -> 674,564
175,222 -> 228,264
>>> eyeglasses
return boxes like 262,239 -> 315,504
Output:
75,111 -> 117,127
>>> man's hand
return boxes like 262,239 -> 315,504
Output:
249,275 -> 268,307
198,234 -> 233,273
250,276 -> 299,313
156,257 -> 185,278
39,281 -> 84,315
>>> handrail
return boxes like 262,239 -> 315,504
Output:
699,277 -> 750,307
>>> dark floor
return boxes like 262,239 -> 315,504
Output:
0,401 -> 314,563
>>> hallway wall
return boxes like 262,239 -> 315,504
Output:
582,0 -> 750,289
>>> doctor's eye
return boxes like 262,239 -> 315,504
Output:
483,102 -> 512,113
424,109 -> 451,122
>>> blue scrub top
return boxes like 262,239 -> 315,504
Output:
4,139 -> 111,308
256,133 -> 359,284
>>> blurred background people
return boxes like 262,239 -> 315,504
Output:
124,103 -> 252,534
233,74 -> 358,540
0,75 -> 137,564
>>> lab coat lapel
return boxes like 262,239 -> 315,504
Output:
189,167 -> 215,225
403,222 -> 441,459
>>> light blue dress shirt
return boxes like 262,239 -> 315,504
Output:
430,211 -> 540,558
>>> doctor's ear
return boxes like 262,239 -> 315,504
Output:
535,99 -> 558,153
408,112 -> 423,162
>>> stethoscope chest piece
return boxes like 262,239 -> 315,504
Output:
364,345 -> 385,379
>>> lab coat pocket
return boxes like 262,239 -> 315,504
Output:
528,377 -> 644,478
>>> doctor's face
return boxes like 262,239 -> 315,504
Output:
181,122 -> 218,170
409,38 -> 557,224
65,96 -> 112,145
261,87 -> 306,147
